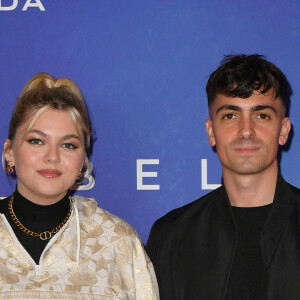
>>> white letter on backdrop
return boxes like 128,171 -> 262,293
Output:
201,159 -> 221,190
137,159 -> 160,190
22,0 -> 45,11
0,0 -> 17,10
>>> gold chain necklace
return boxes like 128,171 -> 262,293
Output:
8,193 -> 73,241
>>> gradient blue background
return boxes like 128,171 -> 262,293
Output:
1,0 -> 300,242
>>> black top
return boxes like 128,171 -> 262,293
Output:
0,189 -> 70,264
225,203 -> 272,300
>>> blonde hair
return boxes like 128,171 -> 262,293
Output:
3,72 -> 92,173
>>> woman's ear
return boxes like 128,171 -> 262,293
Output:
3,139 -> 15,166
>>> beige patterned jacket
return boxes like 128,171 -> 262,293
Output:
0,195 -> 159,299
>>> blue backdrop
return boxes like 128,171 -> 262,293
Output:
1,0 -> 300,242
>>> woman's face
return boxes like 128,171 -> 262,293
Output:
5,109 -> 85,205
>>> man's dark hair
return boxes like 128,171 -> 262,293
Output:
206,54 -> 291,109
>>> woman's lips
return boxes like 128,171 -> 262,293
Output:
38,169 -> 62,178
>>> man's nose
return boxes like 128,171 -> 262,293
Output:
238,117 -> 255,139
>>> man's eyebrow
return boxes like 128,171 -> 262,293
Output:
215,104 -> 278,116
251,105 -> 277,115
215,105 -> 242,115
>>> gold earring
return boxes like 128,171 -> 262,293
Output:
77,169 -> 82,181
5,161 -> 14,174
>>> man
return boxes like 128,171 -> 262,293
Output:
146,54 -> 300,300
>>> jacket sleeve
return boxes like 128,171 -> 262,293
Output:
112,233 -> 159,299
131,234 -> 160,300
145,220 -> 159,271
145,218 -> 177,300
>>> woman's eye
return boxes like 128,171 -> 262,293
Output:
62,143 -> 78,149
28,138 -> 43,145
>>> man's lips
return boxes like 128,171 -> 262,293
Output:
37,169 -> 62,178
234,147 -> 260,154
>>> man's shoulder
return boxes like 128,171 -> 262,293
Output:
283,179 -> 300,211
146,186 -> 226,252
153,186 -> 224,230
279,176 -> 300,200
285,180 -> 300,196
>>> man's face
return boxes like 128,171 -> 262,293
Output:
205,92 -> 291,176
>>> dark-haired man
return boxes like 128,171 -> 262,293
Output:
146,55 -> 300,300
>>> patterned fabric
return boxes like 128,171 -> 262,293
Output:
0,195 -> 159,299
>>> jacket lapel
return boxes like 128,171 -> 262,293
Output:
213,184 -> 238,299
261,176 -> 295,266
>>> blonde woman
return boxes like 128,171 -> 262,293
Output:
1,73 -> 159,299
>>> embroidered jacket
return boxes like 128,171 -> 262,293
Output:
0,195 -> 159,300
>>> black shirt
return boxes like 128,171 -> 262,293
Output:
0,189 -> 70,264
225,203 -> 272,300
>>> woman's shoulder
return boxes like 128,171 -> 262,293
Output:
0,197 -> 9,213
71,194 -> 139,239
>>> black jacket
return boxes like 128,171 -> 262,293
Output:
146,176 -> 300,300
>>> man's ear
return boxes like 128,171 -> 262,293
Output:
205,119 -> 216,147
279,117 -> 291,146
3,139 -> 15,166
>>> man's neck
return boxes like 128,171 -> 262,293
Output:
223,163 -> 278,207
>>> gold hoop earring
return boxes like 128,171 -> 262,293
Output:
77,169 -> 82,181
5,161 -> 14,174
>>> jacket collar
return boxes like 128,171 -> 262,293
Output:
217,175 -> 295,267
261,175 -> 295,265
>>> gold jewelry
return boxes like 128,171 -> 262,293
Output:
77,170 -> 82,181
5,161 -> 14,174
8,194 -> 73,240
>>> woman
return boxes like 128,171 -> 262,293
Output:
1,73 -> 159,299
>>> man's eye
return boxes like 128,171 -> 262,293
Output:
62,143 -> 78,149
28,139 -> 43,145
257,113 -> 269,119
223,113 -> 235,120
